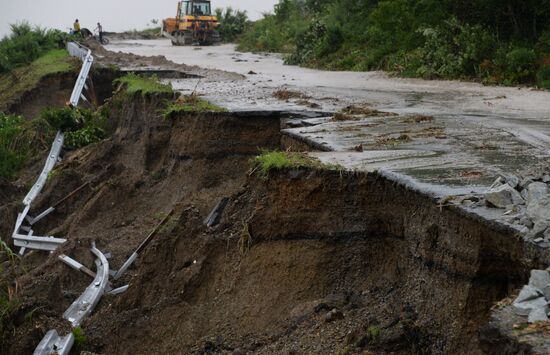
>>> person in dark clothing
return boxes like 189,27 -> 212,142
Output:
95,22 -> 103,43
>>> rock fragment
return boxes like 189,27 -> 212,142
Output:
527,196 -> 550,223
526,182 -> 548,204
513,269 -> 550,322
485,184 -> 524,208
529,270 -> 550,291
528,306 -> 549,323
515,285 -> 543,303
324,308 -> 344,322
513,296 -> 548,316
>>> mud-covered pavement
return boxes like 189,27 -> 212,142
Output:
107,39 -> 550,219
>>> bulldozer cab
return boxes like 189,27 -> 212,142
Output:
178,1 -> 212,17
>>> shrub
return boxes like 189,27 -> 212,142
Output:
537,66 -> 550,89
215,7 -> 249,42
68,109 -> 104,146
41,107 -> 107,148
41,107 -> 85,132
0,22 -> 68,74
504,47 -> 537,83
0,113 -> 54,179
237,15 -> 291,52
411,18 -> 495,79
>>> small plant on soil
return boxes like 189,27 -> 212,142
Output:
0,239 -> 20,334
239,223 -> 253,256
115,73 -> 173,96
163,94 -> 227,118
72,326 -> 87,349
253,150 -> 343,175
365,326 -> 381,344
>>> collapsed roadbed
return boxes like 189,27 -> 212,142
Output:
0,43 -> 549,355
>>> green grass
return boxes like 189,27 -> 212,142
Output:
72,326 -> 87,349
0,113 -> 54,179
253,150 -> 342,175
163,95 -> 227,118
0,239 -> 19,336
0,106 -> 106,180
0,49 -> 76,111
116,73 -> 173,96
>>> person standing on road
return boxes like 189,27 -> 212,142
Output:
73,19 -> 81,35
95,22 -> 103,43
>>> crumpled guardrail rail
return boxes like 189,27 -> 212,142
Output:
64,242 -> 110,327
33,329 -> 74,355
11,42 -> 93,256
28,42 -> 116,355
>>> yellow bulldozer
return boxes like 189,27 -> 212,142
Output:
162,0 -> 220,45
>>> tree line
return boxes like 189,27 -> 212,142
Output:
232,0 -> 550,88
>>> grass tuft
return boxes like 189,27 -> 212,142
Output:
253,150 -> 343,175
72,326 -> 87,349
163,94 -> 227,118
115,73 -> 173,96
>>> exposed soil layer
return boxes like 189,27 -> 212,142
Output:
0,93 -> 282,354
79,164 -> 545,355
6,67 -> 121,118
2,89 -> 548,354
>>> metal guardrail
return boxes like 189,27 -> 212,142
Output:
66,42 -> 89,60
11,42 -> 94,255
69,49 -> 94,107
33,330 -> 74,355
23,131 -> 64,205
64,242 -> 110,327
25,42 -> 122,354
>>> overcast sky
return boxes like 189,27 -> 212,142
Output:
0,0 -> 279,37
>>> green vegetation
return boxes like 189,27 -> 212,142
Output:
116,74 -> 173,96
163,94 -> 227,118
0,107 -> 107,179
365,326 -> 381,344
0,22 -> 71,74
0,49 -> 76,111
215,7 -> 249,42
253,150 -> 342,175
0,239 -> 20,335
0,113 -> 55,179
42,107 -> 107,148
237,0 -> 550,88
72,326 -> 87,349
